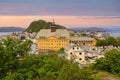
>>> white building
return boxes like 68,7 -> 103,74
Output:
30,43 -> 37,54
64,44 -> 105,65
65,44 -> 88,65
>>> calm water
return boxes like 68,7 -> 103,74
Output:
0,31 -> 120,37
0,32 -> 13,36
109,31 -> 120,37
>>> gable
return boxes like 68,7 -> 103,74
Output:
47,36 -> 58,40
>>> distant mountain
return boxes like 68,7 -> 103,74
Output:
0,27 -> 25,32
105,27 -> 120,31
25,20 -> 66,32
69,27 -> 120,32
69,27 -> 109,31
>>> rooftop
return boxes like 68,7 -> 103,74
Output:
36,29 -> 69,39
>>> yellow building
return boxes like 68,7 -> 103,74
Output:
36,22 -> 70,52
70,37 -> 96,46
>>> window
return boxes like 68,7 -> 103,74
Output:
83,43 -> 85,45
79,53 -> 82,55
79,58 -> 82,60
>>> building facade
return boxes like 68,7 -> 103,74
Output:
64,44 -> 88,65
64,44 -> 102,65
36,21 -> 70,52
70,37 -> 96,46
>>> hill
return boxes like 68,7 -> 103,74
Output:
25,20 -> 66,32
0,27 -> 25,32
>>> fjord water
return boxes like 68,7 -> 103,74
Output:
109,31 -> 120,37
0,31 -> 120,37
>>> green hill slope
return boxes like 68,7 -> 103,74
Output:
25,20 -> 66,32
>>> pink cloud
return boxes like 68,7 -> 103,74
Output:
0,16 -> 120,28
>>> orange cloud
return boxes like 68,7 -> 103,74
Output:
0,16 -> 120,28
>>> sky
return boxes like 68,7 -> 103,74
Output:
0,0 -> 120,28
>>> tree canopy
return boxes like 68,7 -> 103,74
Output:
0,38 -> 32,79
96,37 -> 120,46
2,53 -> 93,80
92,49 -> 120,76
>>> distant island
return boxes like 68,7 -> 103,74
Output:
69,27 -> 120,32
0,27 -> 25,32
25,20 -> 66,32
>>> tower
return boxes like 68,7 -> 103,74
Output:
51,18 -> 56,32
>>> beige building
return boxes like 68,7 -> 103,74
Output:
70,37 -> 96,46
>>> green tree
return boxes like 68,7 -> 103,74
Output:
70,33 -> 75,36
0,38 -> 93,80
93,49 -> 120,75
2,53 -> 93,80
0,38 -> 32,79
56,48 -> 64,53
115,37 -> 120,46
96,37 -> 119,46
96,39 -> 107,46
106,37 -> 116,46
58,62 -> 92,80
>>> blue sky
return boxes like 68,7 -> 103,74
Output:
0,0 -> 120,16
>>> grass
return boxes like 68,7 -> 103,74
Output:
91,70 -> 120,80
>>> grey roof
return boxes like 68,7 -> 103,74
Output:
100,45 -> 120,54
36,29 -> 70,39
70,37 -> 95,41
65,44 -> 101,54
65,43 -> 74,51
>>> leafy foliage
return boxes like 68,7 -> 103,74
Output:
0,38 -> 93,80
2,54 -> 93,80
0,38 -> 32,79
92,49 -> 120,76
96,37 -> 120,46
25,20 -> 66,32
56,48 -> 64,53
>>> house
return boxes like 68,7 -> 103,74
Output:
64,44 -> 88,65
70,36 -> 96,46
64,44 -> 105,65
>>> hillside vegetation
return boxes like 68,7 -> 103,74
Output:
25,20 -> 66,32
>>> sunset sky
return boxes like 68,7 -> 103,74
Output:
0,0 -> 120,28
